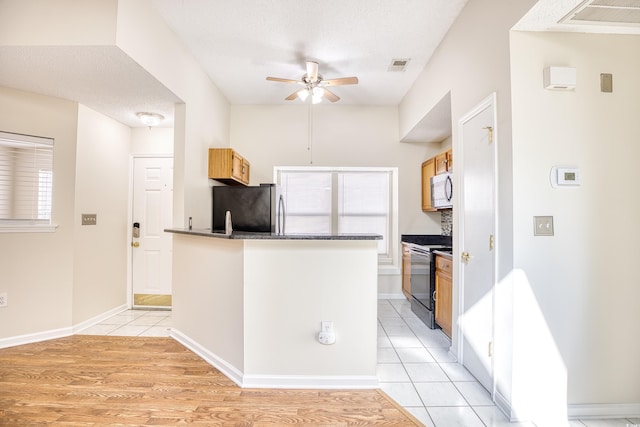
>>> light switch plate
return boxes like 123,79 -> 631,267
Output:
82,214 -> 97,225
534,216 -> 554,236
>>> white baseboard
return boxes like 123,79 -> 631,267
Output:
492,392 -> 639,423
0,326 -> 72,349
378,293 -> 405,300
171,329 -> 379,389
494,390 -> 515,421
73,304 -> 128,334
242,374 -> 379,389
170,328 -> 244,387
0,304 -> 129,349
568,403 -> 640,419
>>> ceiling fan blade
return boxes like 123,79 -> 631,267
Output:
323,88 -> 340,103
266,77 -> 303,84
285,90 -> 301,101
306,61 -> 319,83
322,76 -> 359,86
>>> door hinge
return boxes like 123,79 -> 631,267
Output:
488,341 -> 493,357
483,126 -> 494,143
489,234 -> 494,251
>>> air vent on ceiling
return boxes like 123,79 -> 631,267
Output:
388,58 -> 410,72
561,0 -> 640,26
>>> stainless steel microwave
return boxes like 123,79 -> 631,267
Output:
431,173 -> 453,209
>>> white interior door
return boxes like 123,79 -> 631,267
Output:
458,94 -> 497,394
132,157 -> 173,307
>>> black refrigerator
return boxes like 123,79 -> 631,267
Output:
211,183 -> 284,234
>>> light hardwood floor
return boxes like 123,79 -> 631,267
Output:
0,335 -> 422,426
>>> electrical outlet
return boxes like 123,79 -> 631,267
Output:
0,293 -> 7,308
534,216 -> 554,236
321,321 -> 333,334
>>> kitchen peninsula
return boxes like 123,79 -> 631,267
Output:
165,228 -> 381,389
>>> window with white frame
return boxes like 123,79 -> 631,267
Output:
0,131 -> 54,227
275,166 -> 398,265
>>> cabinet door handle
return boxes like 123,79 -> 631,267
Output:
432,291 -> 437,302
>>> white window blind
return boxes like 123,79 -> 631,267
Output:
0,131 -> 54,225
276,167 -> 397,264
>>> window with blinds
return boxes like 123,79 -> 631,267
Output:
275,166 -> 397,264
0,131 -> 54,225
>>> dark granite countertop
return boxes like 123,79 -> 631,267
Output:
401,234 -> 452,247
165,228 -> 382,241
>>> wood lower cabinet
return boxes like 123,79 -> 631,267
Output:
208,148 -> 250,186
435,254 -> 453,337
421,158 -> 436,212
401,243 -> 412,299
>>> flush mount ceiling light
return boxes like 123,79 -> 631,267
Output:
136,112 -> 164,127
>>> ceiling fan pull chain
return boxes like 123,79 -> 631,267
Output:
308,103 -> 313,165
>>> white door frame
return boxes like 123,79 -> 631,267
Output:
126,153 -> 173,309
455,92 -> 498,395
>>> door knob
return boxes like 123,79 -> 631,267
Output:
461,251 -> 471,264
131,241 -> 140,248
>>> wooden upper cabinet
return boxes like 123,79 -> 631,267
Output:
421,158 -> 436,212
435,148 -> 453,175
208,148 -> 250,186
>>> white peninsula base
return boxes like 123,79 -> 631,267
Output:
168,231 -> 380,389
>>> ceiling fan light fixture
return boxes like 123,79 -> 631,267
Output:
297,89 -> 309,101
312,87 -> 324,104
136,112 -> 164,127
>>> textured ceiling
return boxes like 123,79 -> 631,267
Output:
0,45 -> 181,128
149,0 -> 469,106
1,1 -> 638,129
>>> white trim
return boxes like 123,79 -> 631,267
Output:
0,223 -> 58,233
127,154 -> 174,310
378,293 -> 405,300
0,304 -> 130,349
170,328 -> 244,387
171,329 -> 379,389
0,326 -> 72,349
494,390 -> 516,421
73,304 -> 128,334
568,403 -> 640,420
456,92 -> 499,396
242,374 -> 379,389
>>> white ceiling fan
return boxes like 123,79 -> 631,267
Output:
266,61 -> 358,103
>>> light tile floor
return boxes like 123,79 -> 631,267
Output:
78,309 -> 172,337
377,299 -> 638,427
77,301 -> 638,427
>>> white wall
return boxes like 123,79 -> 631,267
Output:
0,0 -> 230,341
399,0 -> 537,411
130,127 -> 174,155
0,87 -> 78,338
510,30 -> 640,412
115,0 -> 230,230
0,0 -> 117,46
72,105 -> 131,324
230,104 -> 445,296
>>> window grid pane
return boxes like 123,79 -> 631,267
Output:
0,132 -> 54,223
277,168 -> 393,259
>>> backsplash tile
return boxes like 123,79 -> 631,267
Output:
441,210 -> 452,236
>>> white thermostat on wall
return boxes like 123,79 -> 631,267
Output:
550,166 -> 581,188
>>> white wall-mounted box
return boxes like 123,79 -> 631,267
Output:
543,66 -> 576,90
